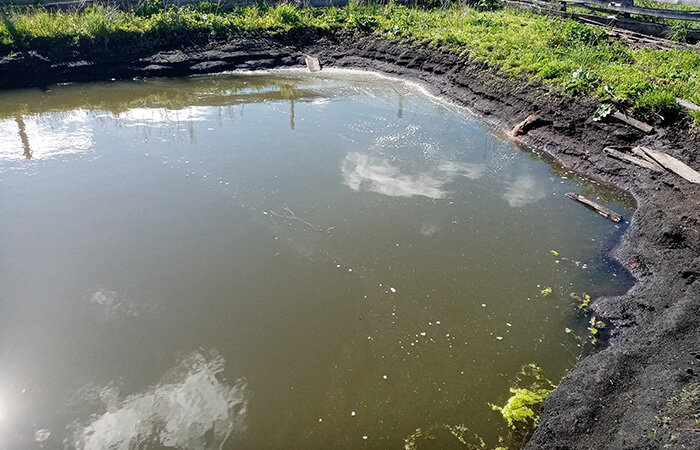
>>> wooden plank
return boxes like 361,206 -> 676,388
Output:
515,0 -> 700,23
676,98 -> 700,112
305,56 -> 321,73
653,0 -> 700,7
577,3 -> 700,23
631,146 -> 663,167
565,192 -> 623,222
568,2 -> 637,17
604,147 -> 664,172
500,0 -> 700,43
575,10 -> 700,42
636,146 -> 700,184
611,111 -> 654,133
526,0 -> 569,7
564,0 -> 700,21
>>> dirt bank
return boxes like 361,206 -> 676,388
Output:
2,28 -> 699,449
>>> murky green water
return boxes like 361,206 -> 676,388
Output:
0,70 -> 632,449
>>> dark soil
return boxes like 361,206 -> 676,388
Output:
2,28 -> 699,450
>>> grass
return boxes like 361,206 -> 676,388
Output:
1,2 -> 700,125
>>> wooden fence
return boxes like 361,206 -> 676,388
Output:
500,0 -> 700,43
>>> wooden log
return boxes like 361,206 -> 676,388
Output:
510,114 -> 550,136
565,193 -> 623,222
604,147 -> 664,172
676,98 -> 700,112
611,111 -> 654,133
305,56 -> 321,73
636,146 -> 700,184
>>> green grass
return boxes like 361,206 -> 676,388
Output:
1,2 -> 699,125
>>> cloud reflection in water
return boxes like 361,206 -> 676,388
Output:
341,152 -> 484,199
72,350 -> 247,450
116,106 -> 209,127
503,175 -> 547,207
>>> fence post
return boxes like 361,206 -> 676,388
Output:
620,0 -> 633,18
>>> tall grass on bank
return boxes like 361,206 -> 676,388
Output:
1,2 -> 699,125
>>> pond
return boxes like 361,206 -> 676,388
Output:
0,70 -> 633,449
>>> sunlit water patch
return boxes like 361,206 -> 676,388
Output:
0,70 -> 633,449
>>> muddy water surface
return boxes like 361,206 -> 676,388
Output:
0,70 -> 632,449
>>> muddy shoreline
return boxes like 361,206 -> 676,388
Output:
2,29 -> 699,449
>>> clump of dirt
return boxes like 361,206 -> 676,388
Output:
1,27 -> 699,449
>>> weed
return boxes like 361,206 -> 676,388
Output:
402,363 -> 556,449
680,384 -> 700,403
666,25 -> 688,43
1,4 -> 699,124
404,428 -> 425,450
593,104 -> 613,122
565,67 -> 599,96
581,293 -> 591,309
655,415 -> 671,425
138,0 -> 164,17
489,364 -> 557,447
587,316 -> 605,344
269,3 -> 302,27
493,387 -> 552,428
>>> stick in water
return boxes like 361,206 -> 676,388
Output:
565,193 -> 622,223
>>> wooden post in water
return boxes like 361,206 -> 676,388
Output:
290,99 -> 295,130
15,116 -> 32,159
305,56 -> 321,73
